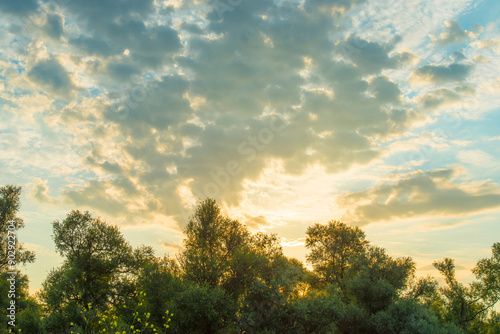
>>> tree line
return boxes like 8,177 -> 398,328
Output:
1,184 -> 500,333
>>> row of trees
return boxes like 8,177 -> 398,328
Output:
1,185 -> 500,333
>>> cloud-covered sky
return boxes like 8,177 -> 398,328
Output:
1,0 -> 499,291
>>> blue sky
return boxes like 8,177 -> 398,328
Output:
0,0 -> 499,293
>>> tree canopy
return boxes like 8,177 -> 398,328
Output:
2,188 -> 500,334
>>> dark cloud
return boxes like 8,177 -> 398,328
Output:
0,0 -> 38,16
417,88 -> 462,110
410,63 -> 472,84
70,36 -> 121,57
369,76 -> 402,104
106,62 -> 141,81
50,0 -> 155,23
28,57 -> 76,97
105,74 -> 192,131
304,0 -> 366,14
338,168 -> 500,225
180,22 -> 204,35
336,36 -> 401,74
56,0 -> 180,67
106,19 -> 181,65
43,13 -> 64,40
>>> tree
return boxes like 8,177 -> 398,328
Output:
169,283 -> 236,334
432,243 -> 500,332
40,210 -> 135,332
346,245 -> 415,313
306,220 -> 368,286
178,198 -> 250,288
177,199 -> 311,333
129,255 -> 183,329
433,257 -> 473,329
472,242 -> 500,319
372,300 -> 463,334
0,185 -> 40,333
0,185 -> 35,271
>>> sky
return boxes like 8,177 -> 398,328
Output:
0,0 -> 499,293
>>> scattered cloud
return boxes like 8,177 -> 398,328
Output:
161,240 -> 183,254
338,168 -> 500,225
417,88 -> 462,110
471,38 -> 500,53
281,237 -> 306,247
456,149 -> 495,167
409,63 -> 472,85
430,20 -> 477,46
30,178 -> 60,205
418,220 -> 472,231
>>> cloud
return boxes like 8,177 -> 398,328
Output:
471,38 -> 500,53
409,63 -> 472,85
43,13 -> 64,40
430,20 -> 477,46
45,0 -> 432,226
0,0 -> 38,16
336,36 -> 402,74
418,220 -> 471,231
105,62 -> 141,81
419,262 -> 469,271
456,149 -> 495,167
338,168 -> 500,225
30,178 -> 60,205
241,214 -> 273,230
161,240 -> 183,253
58,0 -> 180,66
1,0 -> 492,233
368,75 -> 402,104
417,88 -> 462,110
281,237 -> 306,247
27,57 -> 77,97
304,0 -> 366,14
63,180 -> 133,218
70,36 -> 122,57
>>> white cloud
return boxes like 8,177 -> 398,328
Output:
456,149 -> 495,167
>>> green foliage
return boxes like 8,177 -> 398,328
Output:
179,198 -> 251,289
0,185 -> 40,333
66,293 -> 173,334
40,210 -> 151,333
50,210 -> 134,307
372,300 -> 463,334
169,283 -> 235,334
0,271 -> 43,333
345,245 -> 416,313
306,220 -> 368,286
3,189 -> 500,334
432,244 -> 500,332
277,287 -> 342,334
132,256 -> 182,327
0,185 -> 35,270
473,243 -> 500,313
